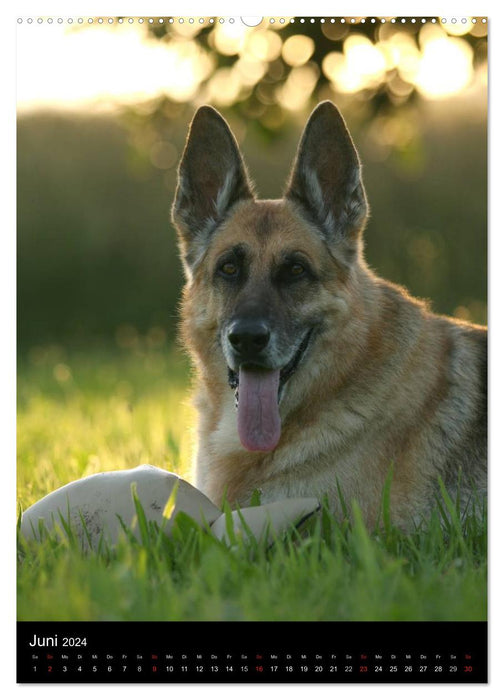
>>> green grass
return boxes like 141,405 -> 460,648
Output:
17,347 -> 487,622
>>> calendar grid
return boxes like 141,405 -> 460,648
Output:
17,621 -> 487,683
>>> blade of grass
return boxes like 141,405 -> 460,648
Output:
116,513 -> 139,546
222,499 -> 238,546
250,489 -> 262,507
351,500 -> 379,578
162,478 -> 179,522
437,477 -> 468,556
336,477 -> 349,520
380,464 -> 394,539
77,511 -> 94,550
131,482 -> 150,547
234,504 -> 259,548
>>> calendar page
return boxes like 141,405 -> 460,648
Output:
16,13 -> 488,684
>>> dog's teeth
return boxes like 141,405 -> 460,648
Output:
228,368 -> 239,390
234,388 -> 239,410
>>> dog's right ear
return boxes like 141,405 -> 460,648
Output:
285,101 -> 368,259
172,106 -> 254,275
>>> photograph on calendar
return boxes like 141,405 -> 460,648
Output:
16,15 -> 487,683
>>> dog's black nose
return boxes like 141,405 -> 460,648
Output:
228,319 -> 271,358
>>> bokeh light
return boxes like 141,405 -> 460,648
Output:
17,17 -> 487,113
281,35 -> 315,66
211,20 -> 248,55
323,34 -> 387,92
416,26 -> 474,98
245,30 -> 283,62
277,63 -> 319,110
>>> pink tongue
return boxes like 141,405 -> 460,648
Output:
237,367 -> 281,452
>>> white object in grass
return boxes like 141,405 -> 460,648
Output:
210,501 -> 320,545
19,465 -> 319,548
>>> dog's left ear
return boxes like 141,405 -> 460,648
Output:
172,106 -> 254,274
285,101 -> 368,256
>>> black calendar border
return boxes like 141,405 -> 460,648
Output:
17,620 -> 487,683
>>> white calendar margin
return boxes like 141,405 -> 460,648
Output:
3,1 -> 502,699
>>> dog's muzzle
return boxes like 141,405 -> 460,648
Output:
225,325 -> 314,454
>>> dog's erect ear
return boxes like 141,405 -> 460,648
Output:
172,106 -> 254,273
285,101 -> 368,256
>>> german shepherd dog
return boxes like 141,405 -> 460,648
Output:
172,101 -> 487,528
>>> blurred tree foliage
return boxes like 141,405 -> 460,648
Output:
137,16 -> 487,139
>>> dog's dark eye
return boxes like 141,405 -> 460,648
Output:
290,263 -> 305,277
219,261 -> 239,277
275,259 -> 312,286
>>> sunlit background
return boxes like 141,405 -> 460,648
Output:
18,16 -> 487,110
17,16 -> 487,361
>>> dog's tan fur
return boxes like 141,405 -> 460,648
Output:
172,102 -> 487,528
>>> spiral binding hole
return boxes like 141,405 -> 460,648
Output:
16,16 -> 488,26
